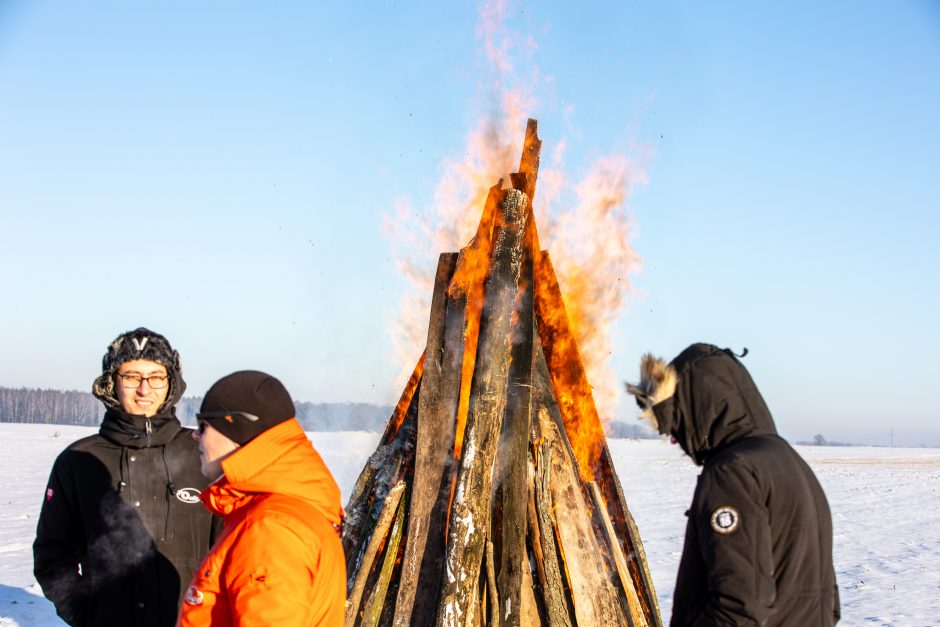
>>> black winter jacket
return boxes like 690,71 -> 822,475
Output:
653,344 -> 839,626
33,408 -> 219,626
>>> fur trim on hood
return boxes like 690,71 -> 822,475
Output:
625,353 -> 677,433
92,327 -> 186,413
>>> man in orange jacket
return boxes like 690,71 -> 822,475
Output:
177,371 -> 345,626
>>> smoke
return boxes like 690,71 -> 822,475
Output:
385,0 -> 648,422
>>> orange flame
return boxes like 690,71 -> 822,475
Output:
541,153 -> 645,421
449,186 -> 500,458
380,351 -> 424,445
385,2 -> 646,474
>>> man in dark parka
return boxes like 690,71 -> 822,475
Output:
33,328 -> 219,626
627,343 -> 839,626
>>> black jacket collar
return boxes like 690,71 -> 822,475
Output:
99,407 -> 182,449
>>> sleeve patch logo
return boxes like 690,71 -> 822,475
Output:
46,488 -> 54,501
710,505 -> 740,535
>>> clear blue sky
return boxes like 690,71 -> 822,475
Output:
1,1 -> 938,446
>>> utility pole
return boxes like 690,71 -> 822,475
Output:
890,428 -> 894,448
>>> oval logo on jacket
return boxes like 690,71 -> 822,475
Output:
176,488 -> 202,504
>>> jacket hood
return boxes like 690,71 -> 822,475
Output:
204,418 -> 343,527
653,343 -> 777,465
92,328 -> 187,413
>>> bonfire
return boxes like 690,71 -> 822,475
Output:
342,120 -> 661,627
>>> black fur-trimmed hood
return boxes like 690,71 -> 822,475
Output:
652,343 -> 777,465
91,327 -> 186,413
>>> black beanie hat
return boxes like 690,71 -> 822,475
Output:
198,370 -> 295,445
92,327 -> 186,410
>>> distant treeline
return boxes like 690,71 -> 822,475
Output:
795,434 -> 855,447
1,386 -> 660,438
0,387 -> 393,432
606,420 -> 659,440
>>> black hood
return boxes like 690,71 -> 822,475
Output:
91,327 -> 186,414
652,343 -> 777,465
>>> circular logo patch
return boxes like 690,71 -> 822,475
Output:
710,506 -> 740,535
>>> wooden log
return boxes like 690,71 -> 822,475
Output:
517,118 -> 542,204
486,539 -> 499,627
343,382 -> 420,574
533,246 -> 666,623
496,237 -> 535,627
436,189 -> 529,627
362,488 -> 407,626
343,386 -> 419,582
346,481 -> 407,627
382,352 -> 425,446
533,250 -> 606,480
538,406 -> 628,627
344,455 -> 401,584
519,548 -> 542,627
452,183 -> 503,459
393,252 -> 464,627
525,456 -> 547,593
531,340 -> 578,473
533,280 -> 662,627
467,577 -> 481,627
589,481 -> 648,627
532,438 -> 572,627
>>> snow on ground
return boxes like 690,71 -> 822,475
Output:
1,423 -> 938,625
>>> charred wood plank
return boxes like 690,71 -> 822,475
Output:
533,250 -> 605,479
392,253 -> 463,627
589,481 -> 648,627
436,189 -> 529,627
532,251 -> 661,626
346,481 -> 407,627
486,538 -> 499,627
362,489 -> 407,626
519,547 -> 542,627
343,381 -> 421,572
532,435 -> 572,627
496,240 -> 534,627
538,406 -> 628,627
517,119 -> 542,204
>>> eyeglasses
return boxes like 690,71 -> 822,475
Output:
117,373 -> 169,389
195,411 -> 260,434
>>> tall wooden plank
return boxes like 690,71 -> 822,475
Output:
496,241 -> 534,627
393,253 -> 464,627
436,189 -> 529,626
538,407 -> 628,627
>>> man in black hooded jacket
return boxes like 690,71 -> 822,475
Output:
33,328 -> 219,626
627,343 -> 839,626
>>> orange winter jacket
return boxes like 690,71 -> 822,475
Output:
177,419 -> 345,626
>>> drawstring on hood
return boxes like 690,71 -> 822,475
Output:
117,447 -> 129,493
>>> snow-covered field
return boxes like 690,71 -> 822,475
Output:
1,423 -> 938,625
